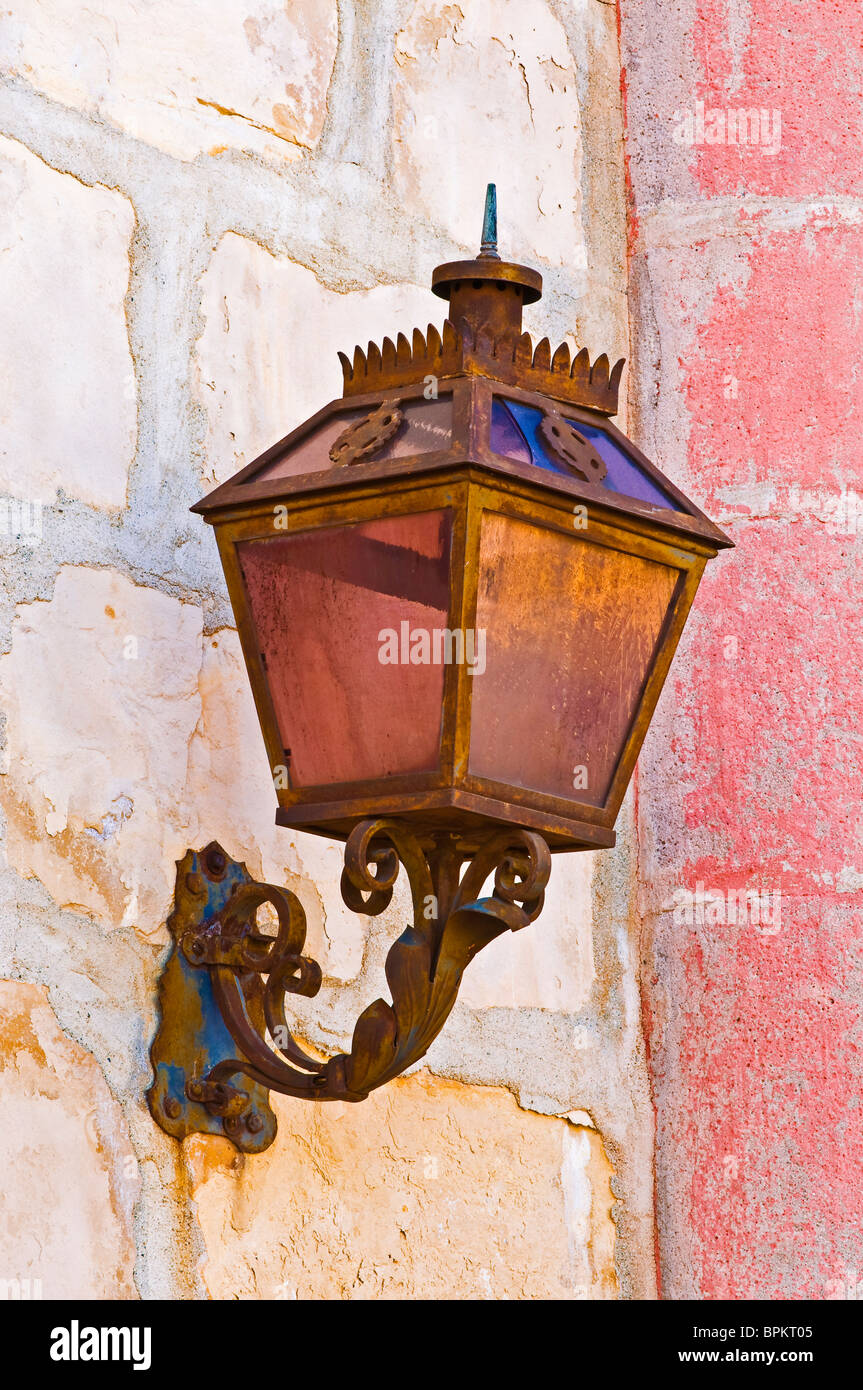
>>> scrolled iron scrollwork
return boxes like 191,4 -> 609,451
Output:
148,824 -> 551,1150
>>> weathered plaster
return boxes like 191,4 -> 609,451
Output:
2,1 -> 339,163
0,980 -> 139,1298
184,1071 -> 619,1300
0,1 -> 658,1300
0,135 -> 137,510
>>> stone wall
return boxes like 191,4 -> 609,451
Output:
0,2 -> 656,1300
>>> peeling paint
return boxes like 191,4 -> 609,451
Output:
620,0 -> 863,1299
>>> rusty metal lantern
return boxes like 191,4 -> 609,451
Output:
148,188 -> 732,1152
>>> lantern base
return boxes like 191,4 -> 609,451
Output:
275,788 -> 615,854
148,823 -> 551,1153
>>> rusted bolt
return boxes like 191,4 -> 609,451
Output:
187,1080 -> 204,1102
185,871 -> 205,897
247,1112 -> 264,1133
164,1096 -> 181,1119
203,845 -> 227,878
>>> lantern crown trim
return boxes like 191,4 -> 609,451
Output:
338,318 -> 625,416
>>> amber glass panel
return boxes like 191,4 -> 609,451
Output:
238,510 -> 452,787
247,397 -> 453,484
469,512 -> 680,806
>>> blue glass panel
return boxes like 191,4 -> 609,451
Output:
490,399 -> 559,476
568,419 -> 683,512
492,398 -> 684,513
489,398 -> 532,464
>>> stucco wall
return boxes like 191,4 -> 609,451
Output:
0,1 -> 658,1300
620,0 -> 863,1299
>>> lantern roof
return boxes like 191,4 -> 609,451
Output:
193,186 -> 732,555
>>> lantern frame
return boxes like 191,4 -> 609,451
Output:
195,373 -> 729,854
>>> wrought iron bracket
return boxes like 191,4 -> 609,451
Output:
147,822 -> 551,1153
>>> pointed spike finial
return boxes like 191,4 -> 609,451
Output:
479,183 -> 499,260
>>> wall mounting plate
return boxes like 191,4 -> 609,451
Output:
147,843 -> 277,1154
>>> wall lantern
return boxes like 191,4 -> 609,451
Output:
148,188 -> 732,1152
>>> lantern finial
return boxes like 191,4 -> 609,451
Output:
431,185 -> 542,334
479,183 -> 499,259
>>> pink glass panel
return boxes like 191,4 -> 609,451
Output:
381,397 -> 452,459
469,512 -> 680,806
238,510 -> 452,787
247,398 -> 453,484
246,409 -> 368,481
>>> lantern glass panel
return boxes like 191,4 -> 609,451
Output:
490,397 -> 683,512
248,397 -> 453,485
469,511 -> 680,805
238,509 -> 452,787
